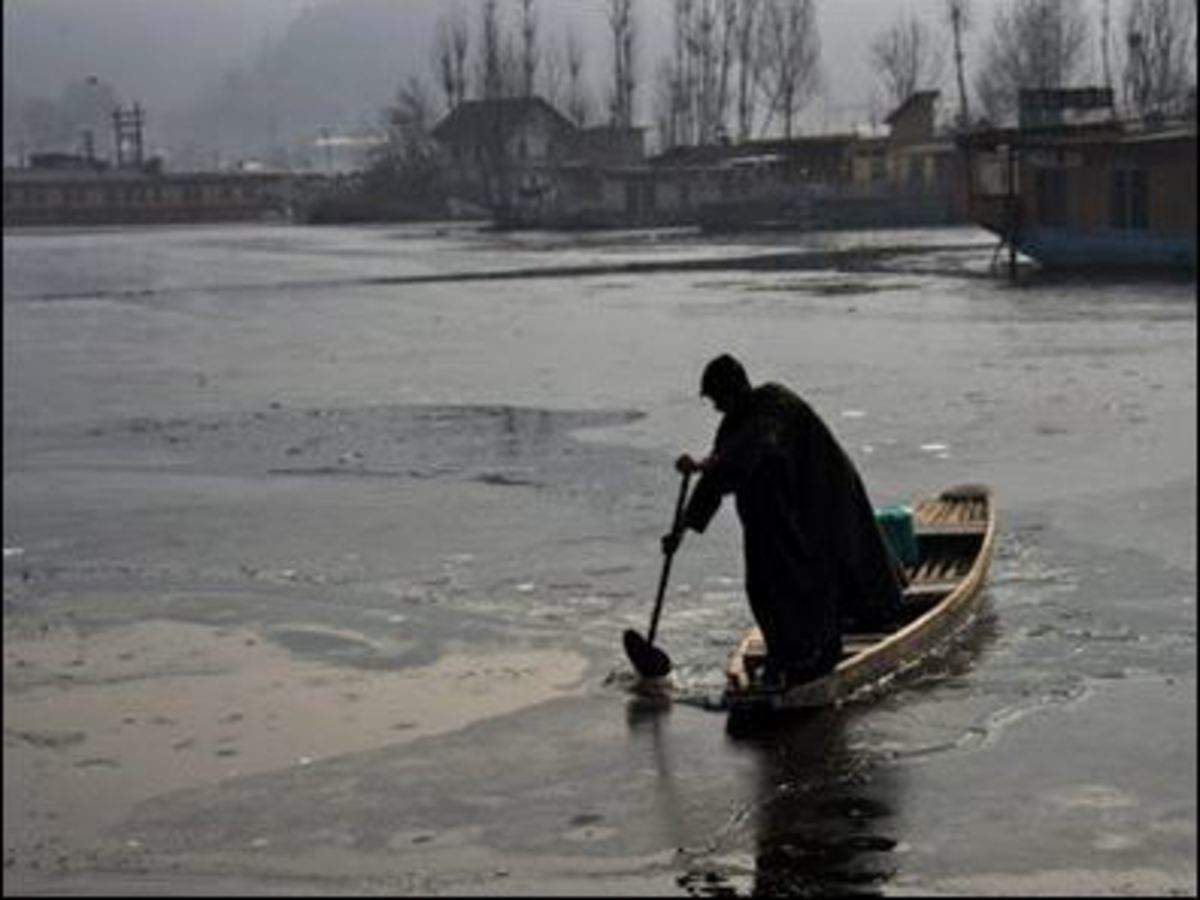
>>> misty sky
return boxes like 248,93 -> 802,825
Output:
5,0 -> 994,112
5,0 -> 1117,163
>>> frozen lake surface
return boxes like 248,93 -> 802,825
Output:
3,222 -> 1195,895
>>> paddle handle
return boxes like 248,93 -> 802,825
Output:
647,469 -> 692,645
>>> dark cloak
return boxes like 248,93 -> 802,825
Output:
682,382 -> 902,677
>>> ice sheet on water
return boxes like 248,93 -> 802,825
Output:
64,403 -> 656,508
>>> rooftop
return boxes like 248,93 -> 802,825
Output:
431,97 -> 575,143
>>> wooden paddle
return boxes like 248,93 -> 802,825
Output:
623,469 -> 693,679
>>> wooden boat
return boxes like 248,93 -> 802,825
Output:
723,484 -> 996,713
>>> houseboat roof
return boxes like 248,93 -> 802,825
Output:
650,134 -> 858,167
3,167 -> 305,184
721,154 -> 788,167
957,118 -> 1195,150
431,97 -> 574,142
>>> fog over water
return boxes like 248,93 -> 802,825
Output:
3,222 -> 1195,894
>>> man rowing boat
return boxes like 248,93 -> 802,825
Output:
663,354 -> 904,689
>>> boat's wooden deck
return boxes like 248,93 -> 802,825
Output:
911,494 -> 990,534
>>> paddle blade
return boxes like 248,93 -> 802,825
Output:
623,629 -> 672,679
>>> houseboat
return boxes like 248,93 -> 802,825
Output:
960,89 -> 1196,271
3,159 -> 324,228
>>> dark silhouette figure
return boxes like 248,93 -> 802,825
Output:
664,354 -> 903,687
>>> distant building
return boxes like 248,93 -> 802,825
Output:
431,97 -> 578,208
1017,87 -> 1115,130
3,165 -> 324,227
311,130 -> 388,174
26,152 -> 109,172
961,109 -> 1195,269
563,126 -> 646,166
865,91 -> 964,199
427,91 -> 971,231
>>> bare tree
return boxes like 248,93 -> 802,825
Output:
689,0 -> 726,142
973,0 -> 1091,124
654,57 -> 681,149
945,0 -> 972,126
756,0 -> 821,138
433,7 -> 470,112
434,20 -> 456,112
477,0 -> 504,100
733,0 -> 763,140
672,0 -> 696,144
695,0 -> 718,141
564,26 -> 592,126
685,0 -> 739,142
607,0 -> 637,127
519,0 -> 539,99
1120,0 -> 1196,117
869,11 -> 946,112
463,0 -> 525,210
1099,0 -> 1114,92
714,0 -> 739,139
623,7 -> 638,125
384,76 -> 437,163
540,40 -> 566,110
361,75 -> 448,212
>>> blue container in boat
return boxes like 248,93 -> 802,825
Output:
875,504 -> 918,566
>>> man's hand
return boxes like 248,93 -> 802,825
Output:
661,529 -> 683,556
674,454 -> 702,475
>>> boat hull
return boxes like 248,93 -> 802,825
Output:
723,484 -> 996,712
1013,226 -> 1196,270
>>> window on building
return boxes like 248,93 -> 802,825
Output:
1110,169 -> 1149,230
625,181 -> 640,214
1110,170 -> 1126,228
642,180 -> 656,212
1035,168 -> 1068,226
1129,169 -> 1148,229
907,157 -> 924,188
934,155 -> 950,189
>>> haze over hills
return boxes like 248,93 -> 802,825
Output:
3,0 -> 429,165
3,0 -> 632,167
3,1 -> 305,127
4,0 -> 975,170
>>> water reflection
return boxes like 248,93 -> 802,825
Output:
625,695 -> 695,849
622,604 -> 1003,897
625,691 -> 903,898
732,707 -> 901,897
